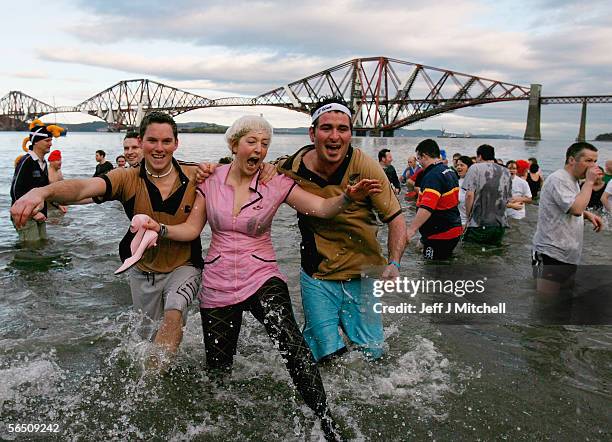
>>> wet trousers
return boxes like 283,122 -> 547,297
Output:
200,277 -> 329,417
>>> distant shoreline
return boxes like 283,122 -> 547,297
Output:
0,121 -> 522,139
594,133 -> 612,141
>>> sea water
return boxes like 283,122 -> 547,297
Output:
0,132 -> 610,440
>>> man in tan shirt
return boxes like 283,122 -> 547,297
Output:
11,112 -> 202,367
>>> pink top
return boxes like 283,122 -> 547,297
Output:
197,164 -> 297,308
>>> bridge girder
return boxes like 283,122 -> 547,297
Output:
74,79 -> 211,129
3,57 -> 611,132
540,95 -> 612,104
210,57 -> 531,131
0,91 -> 56,129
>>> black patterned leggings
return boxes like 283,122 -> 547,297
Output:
200,277 -> 329,417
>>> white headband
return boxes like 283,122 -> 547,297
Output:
311,103 -> 352,123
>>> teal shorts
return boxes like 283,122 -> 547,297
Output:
300,270 -> 384,361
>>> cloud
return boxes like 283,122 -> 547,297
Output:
26,0 -> 612,137
65,0 -> 534,72
58,0 -> 612,97
38,48 -> 334,94
5,70 -> 49,79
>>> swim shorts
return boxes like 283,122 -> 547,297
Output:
463,226 -> 505,246
129,265 -> 201,323
421,237 -> 460,260
531,251 -> 578,284
13,219 -> 47,242
300,270 -> 384,361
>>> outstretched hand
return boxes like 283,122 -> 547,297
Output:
10,188 -> 46,228
345,179 -> 382,202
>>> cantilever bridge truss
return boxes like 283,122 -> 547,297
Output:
0,91 -> 56,128
2,57 -> 611,134
215,57 -> 532,133
59,79 -> 211,129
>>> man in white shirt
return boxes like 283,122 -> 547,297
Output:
532,142 -> 604,295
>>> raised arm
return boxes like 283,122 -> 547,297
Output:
11,177 -> 106,228
285,179 -> 382,218
568,166 -> 601,215
143,192 -> 207,241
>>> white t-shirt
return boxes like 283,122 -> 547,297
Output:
532,169 -> 583,264
461,162 -> 512,227
506,176 -> 532,219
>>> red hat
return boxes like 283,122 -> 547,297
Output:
48,150 -> 62,162
516,159 -> 529,176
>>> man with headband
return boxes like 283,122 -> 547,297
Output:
278,97 -> 407,362
10,120 -> 66,241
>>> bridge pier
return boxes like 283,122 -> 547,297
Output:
354,129 -> 368,137
523,84 -> 542,141
367,128 -> 395,137
575,101 -> 587,142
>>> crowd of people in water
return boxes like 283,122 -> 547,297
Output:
8,98 -> 612,440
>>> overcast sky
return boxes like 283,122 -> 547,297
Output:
1,0 -> 610,139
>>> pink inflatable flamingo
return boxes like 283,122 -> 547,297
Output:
114,214 -> 159,274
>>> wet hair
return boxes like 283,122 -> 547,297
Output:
457,155 -> 473,168
528,157 -> 538,165
224,115 -> 273,153
476,144 -> 495,161
310,96 -> 352,130
218,156 -> 233,164
96,150 -> 106,157
139,111 -> 178,140
14,154 -> 24,168
124,130 -> 139,140
506,160 -> 517,167
378,148 -> 391,162
529,163 -> 540,173
565,142 -> 597,164
415,139 -> 440,159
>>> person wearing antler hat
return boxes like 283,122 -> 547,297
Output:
10,120 -> 67,241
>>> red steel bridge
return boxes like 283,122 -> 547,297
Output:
1,57 -> 610,140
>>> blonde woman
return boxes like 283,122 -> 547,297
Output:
143,115 -> 381,440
